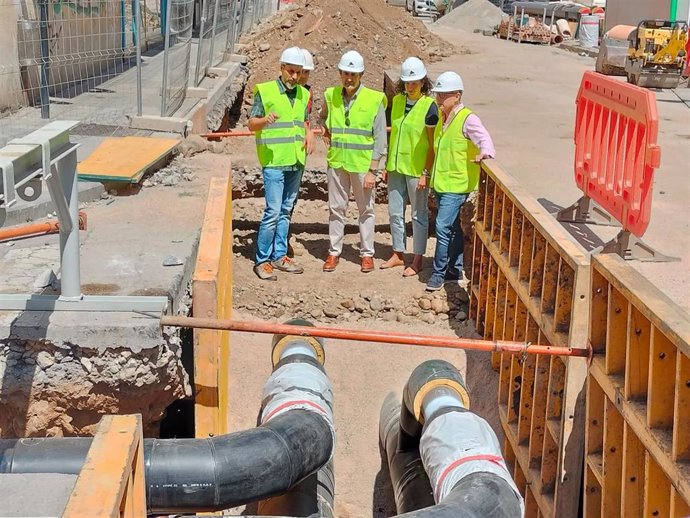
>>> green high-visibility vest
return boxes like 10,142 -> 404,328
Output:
325,86 -> 387,173
386,94 -> 435,177
431,107 -> 480,194
254,81 -> 308,168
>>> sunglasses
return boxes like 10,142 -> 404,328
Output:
345,109 -> 350,127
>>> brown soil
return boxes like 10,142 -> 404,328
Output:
238,0 -> 454,117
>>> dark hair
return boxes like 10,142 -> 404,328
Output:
396,77 -> 433,95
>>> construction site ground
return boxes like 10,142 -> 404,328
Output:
1,3 -> 689,517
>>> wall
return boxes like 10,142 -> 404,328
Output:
604,0 -> 670,32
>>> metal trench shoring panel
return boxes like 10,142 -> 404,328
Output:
0,121 -> 168,313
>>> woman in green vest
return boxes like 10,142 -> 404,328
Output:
381,57 -> 439,277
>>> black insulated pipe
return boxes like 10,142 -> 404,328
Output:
0,409 -> 332,513
379,392 -> 435,514
0,320 -> 335,514
396,471 -> 523,518
380,360 -> 522,518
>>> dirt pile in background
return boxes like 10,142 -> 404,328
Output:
238,0 -> 454,118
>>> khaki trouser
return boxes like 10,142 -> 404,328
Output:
327,167 -> 375,257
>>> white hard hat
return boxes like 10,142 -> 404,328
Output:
280,46 -> 305,67
301,49 -> 315,71
338,50 -> 365,73
400,57 -> 427,82
431,71 -> 464,93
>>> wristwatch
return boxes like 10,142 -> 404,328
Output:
421,169 -> 429,177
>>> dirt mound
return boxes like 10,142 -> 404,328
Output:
437,0 -> 505,31
238,0 -> 454,119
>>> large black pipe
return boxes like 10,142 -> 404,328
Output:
380,360 -> 522,518
396,471 -> 523,518
379,392 -> 435,514
0,409 -> 332,513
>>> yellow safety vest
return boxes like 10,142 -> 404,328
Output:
386,94 -> 435,177
431,108 -> 480,194
325,86 -> 387,173
254,80 -> 308,168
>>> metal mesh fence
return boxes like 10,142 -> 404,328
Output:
160,0 -> 193,116
193,0 -> 218,86
0,0 -> 142,146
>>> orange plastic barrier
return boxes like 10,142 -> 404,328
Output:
574,71 -> 661,237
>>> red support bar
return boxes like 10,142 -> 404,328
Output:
160,316 -> 591,358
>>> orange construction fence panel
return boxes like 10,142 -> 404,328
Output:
574,71 -> 661,237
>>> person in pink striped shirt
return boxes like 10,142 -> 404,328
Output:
426,71 -> 495,292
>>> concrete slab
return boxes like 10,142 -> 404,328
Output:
0,473 -> 76,517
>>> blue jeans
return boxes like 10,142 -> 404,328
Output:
387,171 -> 429,255
430,192 -> 468,284
255,167 -> 303,264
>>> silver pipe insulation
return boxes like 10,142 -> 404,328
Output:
383,360 -> 525,518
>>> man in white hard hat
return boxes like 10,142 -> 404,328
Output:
248,46 -> 314,281
285,48 -> 316,259
319,50 -> 388,273
426,71 -> 495,292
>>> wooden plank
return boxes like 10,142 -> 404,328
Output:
500,197 -> 513,255
593,254 -> 690,358
481,171 -> 495,232
647,328 -> 676,430
546,357 -> 566,422
508,354 -> 521,423
484,258 -> 498,340
491,190 -> 505,244
606,284 -> 628,376
602,398 -> 623,517
493,271 -> 508,341
584,462 -> 603,518
590,357 -> 690,502
503,283 -> 518,342
77,136 -> 179,183
525,485 -> 539,518
540,422 -> 559,494
622,422 -> 645,518
540,244 -> 559,317
518,354 -> 537,446
63,415 -> 145,518
500,406 -> 556,518
673,351 -> 690,462
508,207 -> 524,269
554,261 -> 574,335
644,453 -> 671,518
590,269 -> 609,354
193,176 -> 232,438
529,355 -> 549,469
586,376 -> 605,456
625,305 -> 651,401
671,487 -> 690,517
530,233 -> 546,300
518,220 -> 535,285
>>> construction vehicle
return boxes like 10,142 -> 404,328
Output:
625,19 -> 689,88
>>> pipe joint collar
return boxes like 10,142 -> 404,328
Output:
260,361 -> 336,455
420,410 -> 524,513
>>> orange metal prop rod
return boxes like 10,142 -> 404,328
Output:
159,316 -> 590,358
200,127 -> 391,138
0,212 -> 87,242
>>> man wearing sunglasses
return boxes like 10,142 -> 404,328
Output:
319,50 -> 388,273
248,47 -> 314,281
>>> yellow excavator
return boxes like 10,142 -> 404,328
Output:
625,20 -> 689,88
